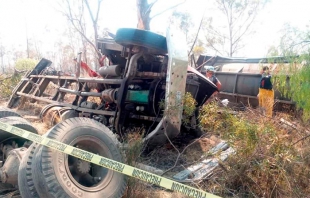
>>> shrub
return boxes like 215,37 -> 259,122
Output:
199,102 -> 310,197
0,58 -> 37,98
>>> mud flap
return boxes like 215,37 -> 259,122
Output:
144,27 -> 188,148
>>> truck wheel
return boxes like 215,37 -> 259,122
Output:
18,143 -> 40,198
31,145 -> 54,198
0,116 -> 37,146
40,117 -> 126,198
0,107 -> 21,118
115,28 -> 168,54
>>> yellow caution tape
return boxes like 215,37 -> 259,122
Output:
0,121 -> 221,198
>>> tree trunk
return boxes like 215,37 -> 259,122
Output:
136,0 -> 151,30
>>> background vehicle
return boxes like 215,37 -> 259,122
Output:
197,55 -> 294,109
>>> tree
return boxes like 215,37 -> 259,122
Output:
170,11 -> 194,41
0,44 -> 5,73
15,58 -> 37,71
267,45 -> 280,56
203,0 -> 268,57
136,0 -> 186,30
136,0 -> 154,30
272,24 -> 310,121
84,0 -> 102,49
58,0 -> 103,69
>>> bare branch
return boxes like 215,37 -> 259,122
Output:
84,0 -> 95,22
150,0 -> 186,19
292,132 -> 310,145
205,27 -> 227,40
144,0 -> 158,17
160,126 -> 208,176
64,0 -> 102,62
231,2 -> 249,27
206,38 -> 223,55
188,7 -> 207,56
231,14 -> 256,47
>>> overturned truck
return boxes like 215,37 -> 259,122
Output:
8,28 -> 218,147
197,55 -> 294,110
0,28 -> 218,197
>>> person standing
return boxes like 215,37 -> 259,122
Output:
258,66 -> 274,117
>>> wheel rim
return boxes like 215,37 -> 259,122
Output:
64,135 -> 114,192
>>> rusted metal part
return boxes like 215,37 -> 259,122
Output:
28,75 -> 123,85
2,145 -> 14,160
58,87 -> 102,97
129,114 -> 161,122
16,92 -> 115,116
101,89 -> 117,103
98,65 -> 122,77
0,147 -> 28,185
97,38 -> 128,53
136,71 -> 166,78
125,52 -> 144,78
42,106 -> 63,127
39,104 -> 64,119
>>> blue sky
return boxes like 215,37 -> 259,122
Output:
0,0 -> 309,58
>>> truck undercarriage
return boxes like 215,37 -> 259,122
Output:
7,28 -> 218,149
0,28 -> 219,198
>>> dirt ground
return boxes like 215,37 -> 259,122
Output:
0,100 -> 49,135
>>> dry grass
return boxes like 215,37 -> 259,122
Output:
17,98 -> 42,115
121,128 -> 213,198
199,102 -> 310,197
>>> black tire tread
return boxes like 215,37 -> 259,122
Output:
32,145 -> 54,198
0,116 -> 37,133
0,107 -> 21,118
115,28 -> 167,54
18,143 -> 40,198
0,116 -> 38,147
40,117 -> 126,198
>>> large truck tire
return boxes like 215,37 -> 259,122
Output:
115,28 -> 168,54
39,117 -> 126,198
18,143 -> 40,198
0,107 -> 21,118
18,133 -> 53,198
0,116 -> 37,146
31,145 -> 54,198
